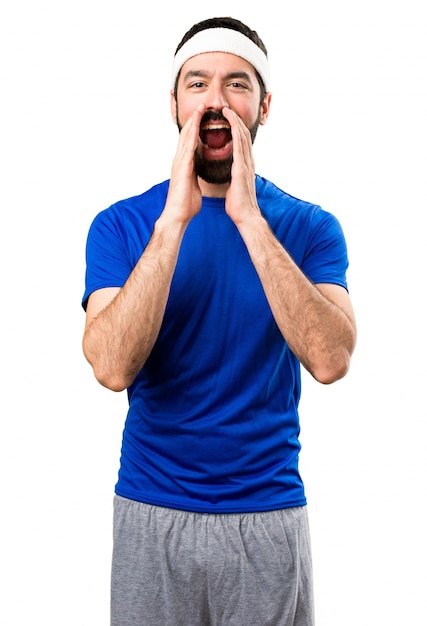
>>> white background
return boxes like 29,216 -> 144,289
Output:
1,1 -> 426,624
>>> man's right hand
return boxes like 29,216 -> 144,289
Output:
164,103 -> 207,224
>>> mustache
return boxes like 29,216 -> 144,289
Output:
200,110 -> 229,125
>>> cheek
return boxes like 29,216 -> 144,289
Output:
173,92 -> 199,127
176,106 -> 201,134
229,100 -> 260,127
174,100 -> 191,129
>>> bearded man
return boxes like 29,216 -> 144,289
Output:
82,16 -> 356,626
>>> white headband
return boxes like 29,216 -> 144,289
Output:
171,28 -> 270,92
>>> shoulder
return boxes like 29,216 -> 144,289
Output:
85,179 -> 171,264
91,180 -> 170,230
255,175 -> 341,236
255,175 -> 321,222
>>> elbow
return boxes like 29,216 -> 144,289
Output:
83,342 -> 132,393
311,326 -> 357,385
90,357 -> 135,392
312,360 -> 350,385
309,349 -> 353,385
94,369 -> 130,393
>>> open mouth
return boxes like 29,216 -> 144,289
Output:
199,122 -> 232,150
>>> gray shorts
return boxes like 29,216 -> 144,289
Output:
111,495 -> 314,626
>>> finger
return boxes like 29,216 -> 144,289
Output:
223,107 -> 252,154
179,103 -> 206,152
222,107 -> 254,173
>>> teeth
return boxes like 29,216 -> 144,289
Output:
201,123 -> 230,131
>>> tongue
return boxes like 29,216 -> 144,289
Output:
205,129 -> 229,149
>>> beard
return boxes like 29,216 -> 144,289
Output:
193,150 -> 233,185
176,108 -> 261,185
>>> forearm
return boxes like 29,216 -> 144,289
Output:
83,216 -> 187,391
237,215 -> 356,384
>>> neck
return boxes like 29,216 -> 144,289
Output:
198,178 -> 230,198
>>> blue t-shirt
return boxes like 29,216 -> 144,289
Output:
83,175 -> 349,513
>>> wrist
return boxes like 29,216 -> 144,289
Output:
154,211 -> 189,242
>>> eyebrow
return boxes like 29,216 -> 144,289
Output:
182,69 -> 254,84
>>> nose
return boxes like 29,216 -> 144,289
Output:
206,84 -> 229,111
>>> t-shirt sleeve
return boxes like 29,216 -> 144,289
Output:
301,208 -> 349,289
81,207 -> 135,310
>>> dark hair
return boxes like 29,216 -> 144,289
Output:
173,16 -> 268,100
175,17 -> 268,56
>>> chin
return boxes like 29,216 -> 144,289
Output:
195,154 -> 232,185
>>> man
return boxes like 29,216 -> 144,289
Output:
82,16 -> 356,626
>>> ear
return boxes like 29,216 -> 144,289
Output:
259,92 -> 272,126
170,89 -> 178,124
